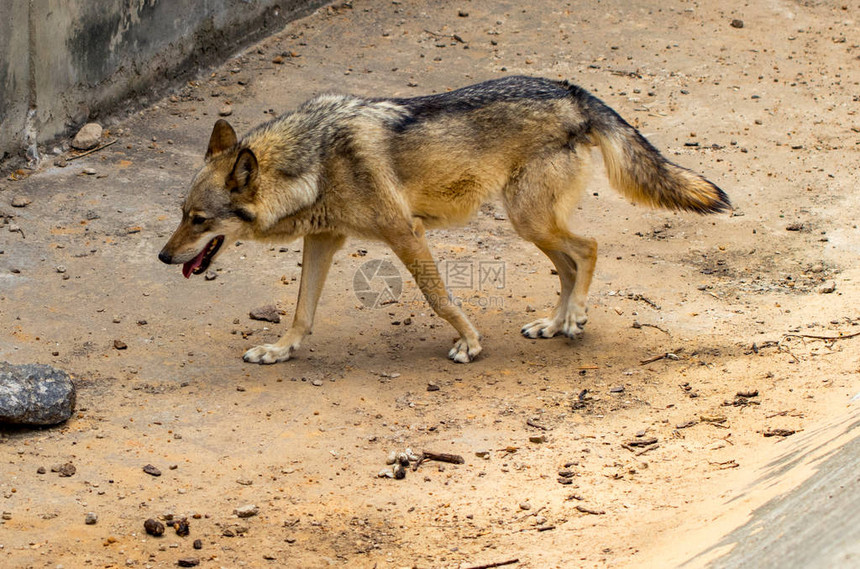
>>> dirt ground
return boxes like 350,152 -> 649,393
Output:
1,0 -> 859,567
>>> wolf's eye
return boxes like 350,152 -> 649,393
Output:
191,215 -> 207,225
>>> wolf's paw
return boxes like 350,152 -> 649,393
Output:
243,344 -> 294,364
521,317 -> 584,339
448,339 -> 482,364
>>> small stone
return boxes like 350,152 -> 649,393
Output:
427,382 -> 440,392
378,467 -> 395,478
193,539 -> 202,550
458,10 -> 469,17
144,518 -> 165,536
392,463 -> 406,479
475,450 -> 491,459
519,501 -> 531,511
311,378 -> 323,387
177,558 -> 199,567
2,511 -> 12,520
818,281 -> 836,294
82,167 -> 97,175
37,466 -> 46,474
558,469 -> 574,478
142,464 -> 162,477
10,196 -> 31,208
236,478 -> 253,486
114,340 -> 128,350
234,504 -> 259,518
173,518 -> 190,536
730,19 -> 744,29
736,389 -> 759,398
610,385 -> 625,393
53,462 -> 76,477
529,434 -> 547,444
219,106 -> 233,117
204,270 -> 217,281
72,123 -> 103,150
249,305 -> 280,323
85,512 -> 98,525
56,266 -> 67,274
557,477 -> 573,485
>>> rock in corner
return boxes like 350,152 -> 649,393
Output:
0,362 -> 77,426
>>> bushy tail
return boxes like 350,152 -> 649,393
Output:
568,84 -> 731,214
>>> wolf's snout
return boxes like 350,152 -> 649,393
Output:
157,250 -> 173,264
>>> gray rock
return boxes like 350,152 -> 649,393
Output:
0,362 -> 76,425
249,305 -> 280,323
234,504 -> 259,518
72,123 -> 103,150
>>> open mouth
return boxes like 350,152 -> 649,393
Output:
182,235 -> 224,278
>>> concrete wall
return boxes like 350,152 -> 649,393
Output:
0,0 -> 323,167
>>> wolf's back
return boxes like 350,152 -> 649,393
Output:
567,83 -> 731,214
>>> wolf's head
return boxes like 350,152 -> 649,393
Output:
158,120 -> 261,278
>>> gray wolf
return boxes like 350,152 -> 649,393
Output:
158,75 -> 730,364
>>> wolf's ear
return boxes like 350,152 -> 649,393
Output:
206,119 -> 238,159
227,148 -> 259,196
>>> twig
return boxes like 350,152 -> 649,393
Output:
640,352 -> 678,365
639,322 -> 671,336
575,505 -> 605,515
66,139 -> 118,161
526,418 -> 548,431
782,330 -> 860,342
423,29 -> 466,43
461,558 -> 519,569
414,451 -> 464,471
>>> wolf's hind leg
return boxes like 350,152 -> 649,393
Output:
504,149 -> 596,340
243,232 -> 345,364
520,238 -> 596,339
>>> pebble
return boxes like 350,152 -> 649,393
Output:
529,434 -> 547,444
818,281 -> 836,294
249,305 -> 281,323
427,382 -> 440,392
114,340 -> 128,350
52,462 -> 76,477
219,106 -> 233,117
519,501 -> 531,511
85,512 -> 98,525
71,123 -> 103,150
204,270 -> 217,281
11,196 -> 31,208
311,378 -> 323,387
193,539 -> 203,550
177,558 -> 199,567
730,19 -> 744,29
142,464 -> 162,477
173,518 -> 190,536
234,504 -> 259,518
144,518 -> 165,536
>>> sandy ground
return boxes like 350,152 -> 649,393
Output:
1,0 -> 859,567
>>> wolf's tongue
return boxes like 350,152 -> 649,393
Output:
182,248 -> 208,279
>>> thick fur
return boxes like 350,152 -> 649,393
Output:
159,76 -> 730,364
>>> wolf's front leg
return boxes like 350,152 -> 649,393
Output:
243,233 -> 346,364
384,220 -> 482,363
